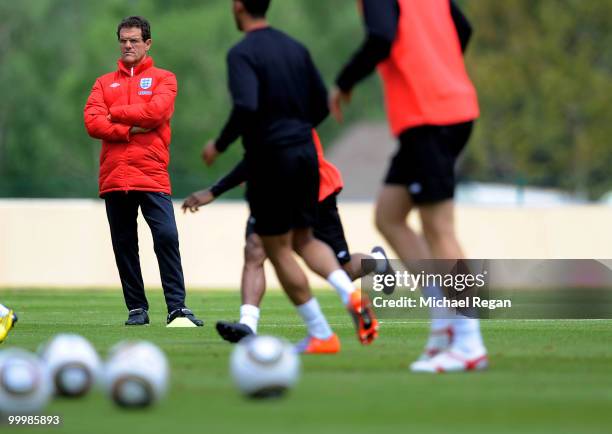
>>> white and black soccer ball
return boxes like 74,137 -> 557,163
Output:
0,348 -> 53,415
39,334 -> 101,398
104,341 -> 169,408
230,335 -> 300,398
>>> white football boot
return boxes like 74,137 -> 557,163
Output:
410,348 -> 488,373
414,326 -> 453,362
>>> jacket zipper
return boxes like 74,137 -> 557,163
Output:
123,66 -> 135,193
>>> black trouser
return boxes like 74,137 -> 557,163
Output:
104,191 -> 186,313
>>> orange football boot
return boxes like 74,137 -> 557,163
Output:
348,291 -> 379,345
296,333 -> 341,354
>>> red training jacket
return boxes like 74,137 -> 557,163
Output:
84,56 -> 177,196
312,130 -> 343,201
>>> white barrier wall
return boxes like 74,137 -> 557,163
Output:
0,200 -> 611,288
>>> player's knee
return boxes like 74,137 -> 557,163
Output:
244,242 -> 266,267
375,211 -> 400,236
265,250 -> 289,269
291,238 -> 306,255
422,215 -> 453,242
291,229 -> 313,254
262,241 -> 290,265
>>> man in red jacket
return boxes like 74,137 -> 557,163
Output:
84,16 -> 202,327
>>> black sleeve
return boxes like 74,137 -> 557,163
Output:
335,0 -> 399,92
210,159 -> 248,198
306,51 -> 330,127
227,48 -> 259,111
450,0 -> 473,53
215,48 -> 259,152
215,107 -> 255,152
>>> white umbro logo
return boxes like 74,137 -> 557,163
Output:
337,251 -> 348,258
409,183 -> 422,194
110,82 -> 120,88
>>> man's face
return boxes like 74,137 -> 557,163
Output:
119,27 -> 151,67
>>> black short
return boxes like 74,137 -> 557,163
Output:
246,143 -> 319,236
385,121 -> 473,204
313,194 -> 351,265
245,193 -> 351,265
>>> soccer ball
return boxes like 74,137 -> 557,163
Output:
39,334 -> 101,397
104,341 -> 169,408
0,349 -> 52,415
230,335 -> 300,398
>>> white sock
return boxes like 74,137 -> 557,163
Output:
0,304 -> 9,317
296,298 -> 333,340
239,304 -> 260,334
422,285 -> 452,331
327,269 -> 355,305
452,314 -> 486,356
370,251 -> 388,273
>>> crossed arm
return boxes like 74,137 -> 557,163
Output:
109,74 -> 177,130
84,73 -> 177,142
84,79 -> 132,142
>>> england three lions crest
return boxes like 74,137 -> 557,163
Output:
140,78 -> 153,90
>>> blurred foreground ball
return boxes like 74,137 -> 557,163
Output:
0,349 -> 52,414
230,336 -> 300,399
104,341 -> 169,408
39,334 -> 101,397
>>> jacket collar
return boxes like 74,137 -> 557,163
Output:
117,56 -> 154,77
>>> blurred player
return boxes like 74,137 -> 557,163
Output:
0,303 -> 17,343
331,0 -> 487,372
183,131 -> 393,343
200,0 -> 379,353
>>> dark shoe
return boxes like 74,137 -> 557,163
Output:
216,320 -> 254,343
371,246 -> 396,295
167,308 -> 203,327
125,308 -> 149,326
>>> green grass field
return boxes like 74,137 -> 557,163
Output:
1,289 -> 612,434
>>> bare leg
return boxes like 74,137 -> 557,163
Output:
376,185 -> 455,355
241,233 -> 267,306
375,185 -> 431,262
292,228 -> 344,278
216,233 -> 267,340
419,200 -> 465,260
414,199 -> 486,365
261,231 -> 336,345
342,253 -> 373,281
292,227 -> 360,308
261,232 -> 312,306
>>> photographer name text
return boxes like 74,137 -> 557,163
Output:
372,296 -> 511,310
